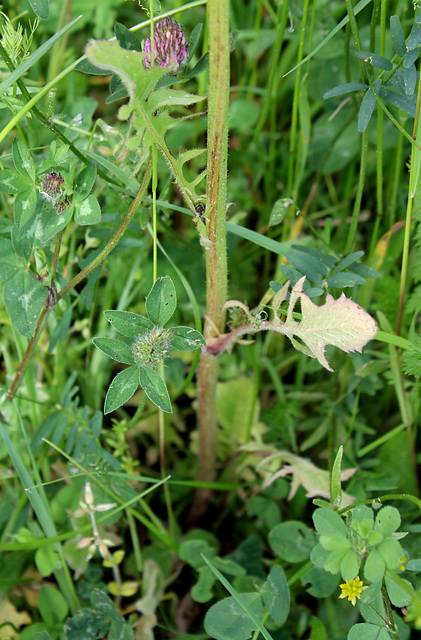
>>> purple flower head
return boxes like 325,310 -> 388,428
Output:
143,17 -> 189,73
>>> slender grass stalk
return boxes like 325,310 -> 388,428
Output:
195,0 -> 229,500
368,0 -> 386,260
344,129 -> 368,254
286,0 -> 309,199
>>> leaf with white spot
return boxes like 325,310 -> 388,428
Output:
4,270 -> 47,338
74,195 -> 101,225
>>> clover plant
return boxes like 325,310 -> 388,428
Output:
92,275 -> 205,414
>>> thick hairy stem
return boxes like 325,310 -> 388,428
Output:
194,0 -> 229,507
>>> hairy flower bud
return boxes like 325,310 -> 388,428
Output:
143,17 -> 189,72
40,171 -> 69,213
41,171 -> 64,198
131,326 -> 174,368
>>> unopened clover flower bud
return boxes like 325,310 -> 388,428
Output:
40,171 -> 69,213
131,326 -> 174,368
41,171 -> 64,198
143,17 -> 189,72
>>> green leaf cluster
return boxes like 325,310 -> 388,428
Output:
270,246 -> 378,298
311,505 -> 407,583
324,14 -> 421,132
0,140 -> 102,337
92,275 -> 205,414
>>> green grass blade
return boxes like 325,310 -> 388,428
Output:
201,554 -> 274,640
0,419 -> 78,613
284,0 -> 372,77
0,16 -> 82,97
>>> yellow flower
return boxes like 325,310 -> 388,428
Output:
339,576 -> 368,606
399,556 -> 407,572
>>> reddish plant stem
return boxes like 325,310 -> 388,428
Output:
193,0 -> 230,515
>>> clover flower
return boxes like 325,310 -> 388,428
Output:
40,171 -> 69,212
131,325 -> 174,368
339,576 -> 368,606
143,17 -> 189,72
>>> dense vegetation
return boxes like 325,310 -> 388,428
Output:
0,1 -> 420,639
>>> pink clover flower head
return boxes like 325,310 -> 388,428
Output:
143,17 -> 189,72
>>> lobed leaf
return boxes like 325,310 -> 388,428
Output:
85,39 -> 206,206
280,277 -> 378,371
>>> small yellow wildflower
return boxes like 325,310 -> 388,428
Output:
339,576 -> 368,606
399,556 -> 407,572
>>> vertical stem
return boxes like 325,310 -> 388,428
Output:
196,0 -> 229,490
345,129 -> 368,255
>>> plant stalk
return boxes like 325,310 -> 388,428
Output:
195,0 -> 229,500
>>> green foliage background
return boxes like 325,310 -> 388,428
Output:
0,1 -> 420,639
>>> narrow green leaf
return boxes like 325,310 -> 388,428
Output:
0,423 -> 57,539
146,276 -> 177,325
403,47 -> 419,68
336,251 -> 364,271
358,81 -> 381,133
12,138 -> 35,182
188,23 -> 204,61
356,51 -> 393,71
390,16 -> 406,57
403,64 -> 417,97
0,16 -> 82,97
260,565 -> 290,625
325,273 -> 366,288
284,0 -> 372,77
104,310 -> 153,338
4,270 -> 47,338
379,87 -> 416,118
92,337 -> 135,365
407,21 -> 421,51
14,188 -> 37,228
138,368 -> 172,414
330,446 -> 343,508
74,195 -> 101,225
104,366 -> 139,414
